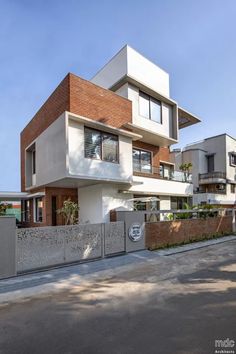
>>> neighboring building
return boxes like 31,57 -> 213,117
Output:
19,45 -> 200,226
170,134 -> 236,207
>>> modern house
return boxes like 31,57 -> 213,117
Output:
170,134 -> 236,207
19,45 -> 200,226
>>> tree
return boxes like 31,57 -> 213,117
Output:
179,163 -> 193,182
57,199 -> 79,225
0,202 -> 12,215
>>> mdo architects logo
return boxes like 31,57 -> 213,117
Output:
215,338 -> 235,354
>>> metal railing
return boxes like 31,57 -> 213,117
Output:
133,165 -> 192,183
194,190 -> 226,195
199,172 -> 226,180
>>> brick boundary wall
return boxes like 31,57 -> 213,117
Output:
145,216 -> 233,250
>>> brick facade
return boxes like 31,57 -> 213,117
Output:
20,73 -> 132,192
133,141 -> 170,178
145,216 -> 233,250
22,187 -> 78,227
20,72 -> 172,227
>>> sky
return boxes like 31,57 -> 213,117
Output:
0,0 -> 236,191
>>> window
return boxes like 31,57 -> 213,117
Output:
159,163 -> 174,179
23,200 -> 30,222
84,127 -> 118,163
230,154 -> 236,166
35,197 -> 43,223
207,155 -> 214,173
231,184 -> 235,194
133,195 -> 159,211
139,91 -> 162,123
171,197 -> 192,210
133,149 -> 152,173
32,150 -> 36,174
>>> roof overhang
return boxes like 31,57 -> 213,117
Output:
0,191 -> 45,201
67,111 -> 142,141
123,122 -> 178,147
110,75 -> 177,107
0,192 -> 29,201
178,107 -> 201,129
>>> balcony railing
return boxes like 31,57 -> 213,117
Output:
194,190 -> 226,195
199,172 -> 226,180
133,165 -> 192,183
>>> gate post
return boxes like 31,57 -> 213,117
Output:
232,209 -> 236,233
116,211 -> 146,253
0,216 -> 17,279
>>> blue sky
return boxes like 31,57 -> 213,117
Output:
0,0 -> 236,190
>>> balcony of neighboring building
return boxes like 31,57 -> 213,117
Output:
198,171 -> 227,185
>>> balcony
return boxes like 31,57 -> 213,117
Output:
133,165 -> 192,183
193,192 -> 235,206
199,172 -> 226,185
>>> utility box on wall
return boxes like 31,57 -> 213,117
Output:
0,216 -> 16,279
116,211 -> 146,252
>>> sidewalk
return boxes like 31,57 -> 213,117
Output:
0,234 -> 235,305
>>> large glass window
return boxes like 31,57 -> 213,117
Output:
171,197 -> 192,210
139,91 -> 162,124
35,197 -> 43,223
133,149 -> 152,173
84,127 -> 118,163
23,200 -> 30,222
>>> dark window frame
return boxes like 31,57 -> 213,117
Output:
84,127 -> 119,164
230,154 -> 236,166
231,184 -> 235,194
35,197 -> 43,223
22,200 -> 30,222
133,148 -> 152,174
32,149 -> 36,174
139,91 -> 162,124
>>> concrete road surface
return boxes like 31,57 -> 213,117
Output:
0,240 -> 236,354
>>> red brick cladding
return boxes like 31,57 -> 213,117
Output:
69,74 -> 132,127
20,73 -> 132,191
145,216 -> 232,250
133,141 -> 170,178
22,187 -> 78,227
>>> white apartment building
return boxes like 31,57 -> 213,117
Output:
170,134 -> 236,207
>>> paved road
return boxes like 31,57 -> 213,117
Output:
0,240 -> 236,354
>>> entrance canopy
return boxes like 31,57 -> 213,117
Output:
0,191 -> 45,202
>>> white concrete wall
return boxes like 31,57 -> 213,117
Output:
129,176 -> 193,196
68,119 -> 133,183
181,149 -> 207,189
193,192 -> 235,205
185,135 -> 226,174
91,45 -> 170,97
226,135 -> 236,181
91,46 -> 128,89
126,46 -> 170,96
115,83 -> 129,98
34,113 -> 67,187
127,84 -> 176,139
101,185 -> 133,223
78,184 -> 103,224
78,184 -> 133,223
